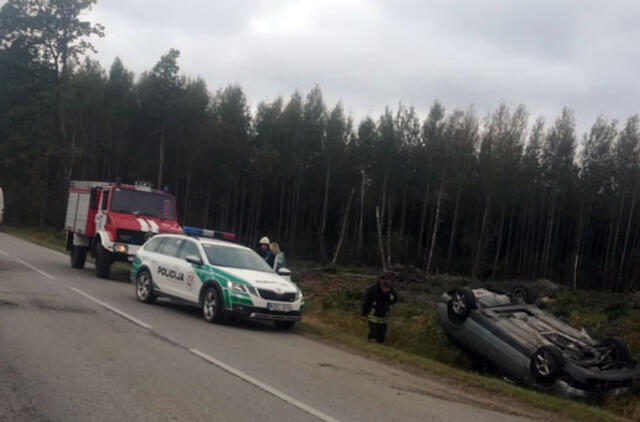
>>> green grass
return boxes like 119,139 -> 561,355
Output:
3,224 -> 66,252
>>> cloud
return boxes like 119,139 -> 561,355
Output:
81,0 -> 640,134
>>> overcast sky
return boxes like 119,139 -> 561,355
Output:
80,1 -> 640,135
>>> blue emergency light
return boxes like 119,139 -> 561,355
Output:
183,226 -> 237,242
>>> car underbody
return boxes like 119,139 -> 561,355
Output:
438,287 -> 640,398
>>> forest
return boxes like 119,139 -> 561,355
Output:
1,0 -> 639,291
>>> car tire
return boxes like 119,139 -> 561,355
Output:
447,288 -> 476,325
530,345 -> 564,386
274,321 -> 295,330
135,270 -> 157,304
70,245 -> 87,269
202,285 -> 223,323
94,242 -> 112,279
598,337 -> 631,364
510,284 -> 537,305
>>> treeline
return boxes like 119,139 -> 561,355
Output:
1,0 -> 639,291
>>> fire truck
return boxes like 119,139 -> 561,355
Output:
64,180 -> 183,279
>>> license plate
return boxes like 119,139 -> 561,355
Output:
267,303 -> 292,311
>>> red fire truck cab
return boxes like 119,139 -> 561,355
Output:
64,180 -> 183,279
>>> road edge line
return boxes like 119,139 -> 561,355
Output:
189,348 -> 339,422
16,258 -> 56,280
68,287 -> 152,330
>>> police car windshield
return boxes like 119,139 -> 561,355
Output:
202,244 -> 273,273
111,189 -> 174,220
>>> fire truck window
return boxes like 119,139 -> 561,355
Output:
158,238 -> 184,257
178,241 -> 200,260
110,189 -> 175,220
101,190 -> 110,210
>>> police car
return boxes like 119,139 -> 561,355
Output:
130,227 -> 303,329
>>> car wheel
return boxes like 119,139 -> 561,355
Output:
202,286 -> 223,323
94,242 -> 112,279
530,345 -> 564,386
510,284 -> 537,304
135,270 -> 157,304
598,337 -> 631,364
70,245 -> 87,269
274,321 -> 295,330
447,288 -> 476,324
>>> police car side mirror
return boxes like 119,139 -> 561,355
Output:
277,267 -> 291,276
185,255 -> 203,266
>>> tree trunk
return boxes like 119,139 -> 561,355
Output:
446,183 -> 462,272
277,178 -> 285,240
417,181 -> 431,259
503,204 -> 515,279
357,169 -> 366,254
157,124 -> 165,188
603,194 -> 624,290
472,196 -> 491,279
375,206 -> 387,272
331,189 -> 355,264
319,156 -> 332,261
426,174 -> 445,273
183,164 -> 191,223
609,194 -> 626,290
542,187 -> 557,276
386,195 -> 393,267
380,167 -> 388,224
491,203 -> 506,279
617,192 -> 636,291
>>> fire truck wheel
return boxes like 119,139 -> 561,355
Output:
70,246 -> 87,269
95,242 -> 112,279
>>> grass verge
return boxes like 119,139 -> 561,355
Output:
3,225 -> 66,252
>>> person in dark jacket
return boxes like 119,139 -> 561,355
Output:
361,273 -> 398,343
257,236 -> 275,267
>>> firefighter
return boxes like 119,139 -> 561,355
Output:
361,273 -> 398,343
257,236 -> 275,266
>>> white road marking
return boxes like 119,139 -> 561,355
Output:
68,287 -> 153,330
0,248 -> 9,256
189,348 -> 340,422
16,258 -> 56,280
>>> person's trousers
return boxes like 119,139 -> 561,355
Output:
368,321 -> 388,342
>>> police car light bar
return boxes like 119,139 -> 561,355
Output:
183,226 -> 237,241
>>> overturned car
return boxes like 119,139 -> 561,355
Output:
437,286 -> 640,397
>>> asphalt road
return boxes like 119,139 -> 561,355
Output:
0,232 -> 537,422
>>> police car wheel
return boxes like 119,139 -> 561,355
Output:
274,321 -> 295,330
135,270 -> 156,304
203,286 -> 223,323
